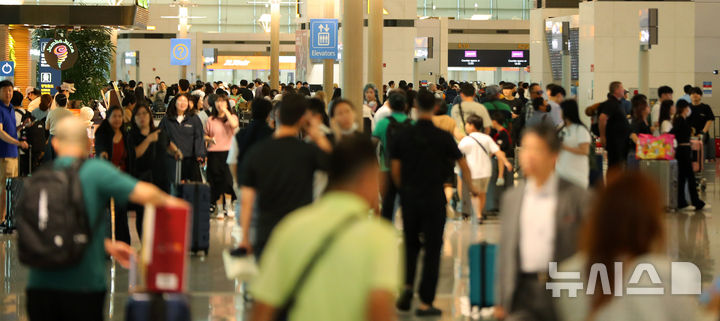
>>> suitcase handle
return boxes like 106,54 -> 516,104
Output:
175,159 -> 182,185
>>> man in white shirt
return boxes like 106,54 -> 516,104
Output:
650,85 -> 674,129
450,83 -> 491,135
495,124 -> 589,321
458,114 -> 511,223
149,76 -> 161,98
546,84 -> 565,128
25,88 -> 41,112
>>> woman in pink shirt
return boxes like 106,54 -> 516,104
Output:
206,94 -> 239,219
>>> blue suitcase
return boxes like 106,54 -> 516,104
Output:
177,183 -> 210,255
172,160 -> 211,255
468,242 -> 497,308
125,293 -> 190,321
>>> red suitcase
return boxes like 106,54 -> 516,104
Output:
141,204 -> 191,293
715,138 -> 720,158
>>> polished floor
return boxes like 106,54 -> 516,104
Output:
3,165 -> 720,321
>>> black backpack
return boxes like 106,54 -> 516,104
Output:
17,160 -> 93,269
23,118 -> 47,154
383,117 -> 412,168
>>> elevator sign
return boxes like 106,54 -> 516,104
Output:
309,19 -> 338,60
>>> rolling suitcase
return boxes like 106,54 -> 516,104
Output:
715,138 -> 720,158
639,159 -> 678,210
125,293 -> 190,321
1,149 -> 31,234
172,160 -> 210,255
468,242 -> 497,308
142,204 -> 190,293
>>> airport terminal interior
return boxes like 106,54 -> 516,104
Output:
1,0 -> 720,320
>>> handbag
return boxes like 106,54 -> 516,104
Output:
636,133 -> 675,160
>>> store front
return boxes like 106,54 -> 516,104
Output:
205,56 -> 296,84
446,49 -> 529,84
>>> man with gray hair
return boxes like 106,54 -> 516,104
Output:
26,117 -> 189,321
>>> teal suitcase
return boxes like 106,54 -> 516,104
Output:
468,242 -> 497,308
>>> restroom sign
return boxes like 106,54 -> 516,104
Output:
309,19 -> 338,60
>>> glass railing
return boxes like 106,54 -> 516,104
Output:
417,0 -> 531,20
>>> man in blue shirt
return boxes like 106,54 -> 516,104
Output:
0,80 -> 28,225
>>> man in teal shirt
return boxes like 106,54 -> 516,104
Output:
250,135 -> 400,321
372,91 -> 409,221
26,117 -> 188,321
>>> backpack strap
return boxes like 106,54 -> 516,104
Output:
469,135 -> 491,156
277,214 -> 359,317
458,101 -> 467,135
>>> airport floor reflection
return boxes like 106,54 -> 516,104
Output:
3,165 -> 720,321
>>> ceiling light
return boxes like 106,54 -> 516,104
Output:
471,14 -> 492,20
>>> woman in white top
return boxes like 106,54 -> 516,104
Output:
658,100 -> 675,134
556,99 -> 591,188
556,172 -> 697,321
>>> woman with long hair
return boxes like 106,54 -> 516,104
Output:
627,94 -> 651,169
159,93 -> 205,182
94,106 -> 133,245
31,94 -> 52,121
557,99 -> 591,188
671,100 -> 706,210
556,171 -> 696,320
658,100 -> 675,134
127,103 -> 178,237
205,95 -> 239,219
363,83 -> 381,112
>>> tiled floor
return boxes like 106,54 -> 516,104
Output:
3,165 -> 720,321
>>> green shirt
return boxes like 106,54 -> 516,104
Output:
372,112 -> 409,171
28,157 -> 138,292
252,191 -> 401,321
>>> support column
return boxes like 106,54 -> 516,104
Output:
322,0 -> 335,104
639,46 -> 649,96
561,54 -> 571,91
110,29 -> 118,81
439,17 -> 449,81
179,24 -> 188,79
0,25 -> 8,62
342,0 -> 363,129
270,1 -> 280,90
368,0 -> 383,88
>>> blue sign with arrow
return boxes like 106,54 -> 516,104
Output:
309,19 -> 338,60
0,61 -> 14,77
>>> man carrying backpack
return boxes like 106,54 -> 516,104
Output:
21,117 -> 188,321
372,90 -> 411,221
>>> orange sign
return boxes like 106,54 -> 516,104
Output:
206,56 -> 296,70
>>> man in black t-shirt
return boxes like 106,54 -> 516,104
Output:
238,79 -> 255,102
237,93 -> 332,260
599,81 -> 630,171
391,89 -> 478,317
687,86 -> 715,160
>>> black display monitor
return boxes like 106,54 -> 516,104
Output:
448,50 -> 529,68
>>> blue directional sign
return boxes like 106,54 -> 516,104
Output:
170,38 -> 192,66
309,19 -> 338,60
0,61 -> 14,76
38,39 -> 61,95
